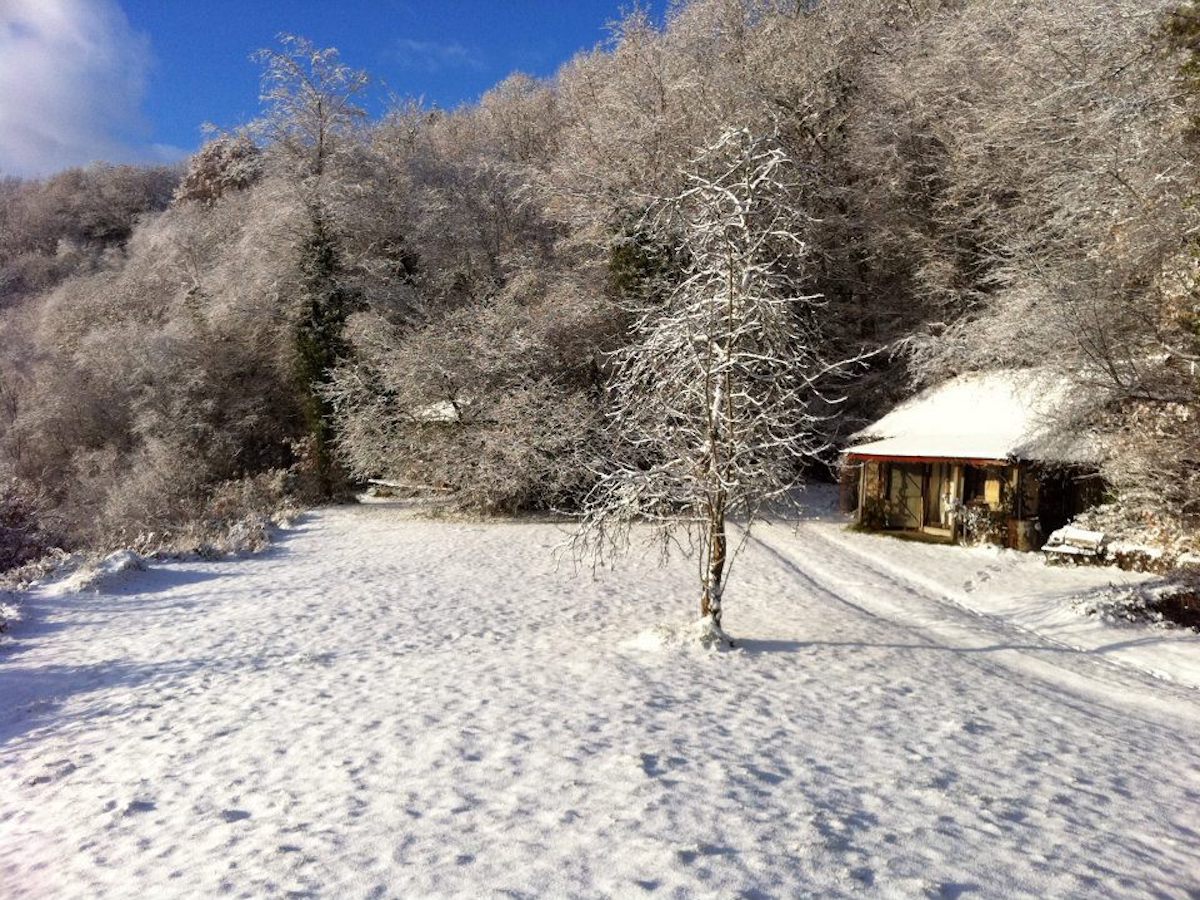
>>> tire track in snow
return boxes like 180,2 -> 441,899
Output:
746,521 -> 1200,736
804,519 -> 1200,691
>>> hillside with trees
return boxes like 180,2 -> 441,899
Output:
0,0 -> 1196,566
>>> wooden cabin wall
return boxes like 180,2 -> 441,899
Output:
851,458 -> 1102,551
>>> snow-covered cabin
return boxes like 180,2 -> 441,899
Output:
842,370 -> 1102,550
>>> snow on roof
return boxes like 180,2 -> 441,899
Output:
844,369 -> 1096,465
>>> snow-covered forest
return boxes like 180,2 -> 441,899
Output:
1,0 -> 1198,564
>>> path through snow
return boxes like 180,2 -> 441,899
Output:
3,503 -> 1200,897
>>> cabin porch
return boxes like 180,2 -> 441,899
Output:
842,455 -> 1092,551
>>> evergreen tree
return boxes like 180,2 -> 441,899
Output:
295,213 -> 359,497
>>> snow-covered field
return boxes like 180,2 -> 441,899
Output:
4,500 -> 1200,898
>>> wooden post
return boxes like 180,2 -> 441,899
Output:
856,462 -> 866,525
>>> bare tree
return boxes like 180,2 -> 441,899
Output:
577,128 -> 842,642
252,34 -> 368,187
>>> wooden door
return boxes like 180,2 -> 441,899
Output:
887,463 -> 923,529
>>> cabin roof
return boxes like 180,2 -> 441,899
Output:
844,369 -> 1096,465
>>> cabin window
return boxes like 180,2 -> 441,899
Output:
984,475 -> 1002,507
963,466 -> 987,504
962,464 -> 1005,509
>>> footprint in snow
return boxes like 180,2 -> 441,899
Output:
25,758 -> 77,786
639,753 -> 687,778
745,765 -> 788,785
676,844 -> 737,865
124,799 -> 157,816
221,809 -> 252,823
965,569 -> 997,592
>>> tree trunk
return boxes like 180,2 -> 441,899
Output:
700,500 -> 727,627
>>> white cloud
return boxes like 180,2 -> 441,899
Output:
0,0 -> 179,176
391,38 -> 483,73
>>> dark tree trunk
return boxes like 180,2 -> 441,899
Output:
701,500 -> 727,627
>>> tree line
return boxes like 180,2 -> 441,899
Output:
0,0 -> 1196,571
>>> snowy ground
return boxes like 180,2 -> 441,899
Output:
3,501 -> 1200,898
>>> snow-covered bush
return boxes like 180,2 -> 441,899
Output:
144,470 -> 297,558
957,502 -> 1007,548
0,590 -> 19,634
1074,574 -> 1200,631
49,549 -> 148,595
0,481 -> 61,574
327,272 -> 612,515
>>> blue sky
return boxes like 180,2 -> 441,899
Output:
0,0 -> 667,177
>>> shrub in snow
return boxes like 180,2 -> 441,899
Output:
622,616 -> 740,654
0,591 -> 19,634
326,294 -> 607,515
159,470 -> 298,558
1074,574 -> 1200,631
32,549 -> 147,599
693,615 -> 735,650
50,550 -> 148,595
957,502 -> 1008,548
66,470 -> 297,563
0,481 -> 61,574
